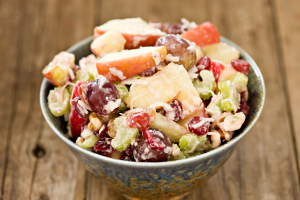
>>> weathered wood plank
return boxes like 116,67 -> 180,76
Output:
206,0 -> 300,199
30,0 -> 95,199
272,0 -> 300,186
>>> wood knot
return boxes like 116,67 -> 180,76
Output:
33,144 -> 46,158
39,193 -> 49,200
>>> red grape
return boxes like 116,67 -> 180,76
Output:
120,147 -> 134,161
93,137 -> 115,157
139,66 -> 157,77
93,124 -> 108,139
231,59 -> 249,75
196,56 -> 211,73
71,97 -> 88,118
155,34 -> 196,70
187,116 -> 210,136
133,128 -> 172,162
86,77 -> 120,116
166,99 -> 183,121
166,24 -> 184,34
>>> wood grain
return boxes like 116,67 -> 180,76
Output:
0,0 -> 299,199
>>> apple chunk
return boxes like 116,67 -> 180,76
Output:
123,74 -> 179,109
91,30 -> 126,57
94,18 -> 166,49
96,46 -> 167,82
42,52 -> 75,86
181,22 -> 220,47
202,42 -> 240,64
162,63 -> 202,116
124,63 -> 202,116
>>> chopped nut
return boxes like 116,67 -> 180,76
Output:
210,130 -> 221,148
107,118 -> 117,138
88,113 -> 103,131
218,129 -> 233,141
76,137 -> 85,147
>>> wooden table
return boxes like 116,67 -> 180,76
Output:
0,0 -> 299,199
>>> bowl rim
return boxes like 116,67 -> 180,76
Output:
40,36 -> 265,168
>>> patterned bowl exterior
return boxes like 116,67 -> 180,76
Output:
40,36 -> 265,199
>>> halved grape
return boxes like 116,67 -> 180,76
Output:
218,80 -> 240,112
81,133 -> 99,148
87,76 -> 121,116
48,87 -> 70,117
179,134 -> 207,153
229,72 -> 248,93
74,70 -> 94,82
193,70 -> 216,100
155,34 -> 196,70
111,116 -> 139,151
113,82 -> 129,98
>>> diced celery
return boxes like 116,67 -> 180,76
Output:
218,80 -> 240,112
81,134 -> 99,148
48,87 -> 70,117
111,116 -> 139,151
74,70 -> 94,82
229,72 -> 248,93
179,134 -> 207,153
114,83 -> 129,98
193,70 -> 216,100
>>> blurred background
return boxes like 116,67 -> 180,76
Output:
0,0 -> 300,199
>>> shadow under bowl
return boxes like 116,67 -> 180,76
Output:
40,36 -> 265,200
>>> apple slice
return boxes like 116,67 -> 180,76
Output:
94,18 -> 166,49
96,46 -> 167,82
123,74 -> 179,109
161,63 -> 202,116
181,22 -> 220,47
91,30 -> 126,57
42,52 -> 75,86
202,42 -> 240,64
69,81 -> 87,138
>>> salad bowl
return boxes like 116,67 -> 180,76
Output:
40,35 -> 265,200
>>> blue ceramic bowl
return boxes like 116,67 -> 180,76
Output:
40,36 -> 265,200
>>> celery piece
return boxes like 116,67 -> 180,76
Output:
229,72 -> 248,93
218,80 -> 240,112
114,83 -> 129,98
179,134 -> 207,153
81,134 -> 99,148
111,116 -> 139,151
193,70 -> 216,100
74,69 -> 94,82
48,86 -> 70,117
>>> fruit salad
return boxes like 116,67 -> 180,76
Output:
42,18 -> 250,162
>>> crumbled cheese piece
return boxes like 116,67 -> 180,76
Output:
96,75 -> 108,89
188,65 -> 198,80
105,99 -> 121,112
152,51 -> 161,65
165,54 -> 180,62
109,68 -> 127,80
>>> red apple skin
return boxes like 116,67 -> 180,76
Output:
94,28 -> 162,49
69,81 -> 87,138
181,22 -> 220,47
96,47 -> 167,83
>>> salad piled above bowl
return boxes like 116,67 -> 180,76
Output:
42,18 -> 251,162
